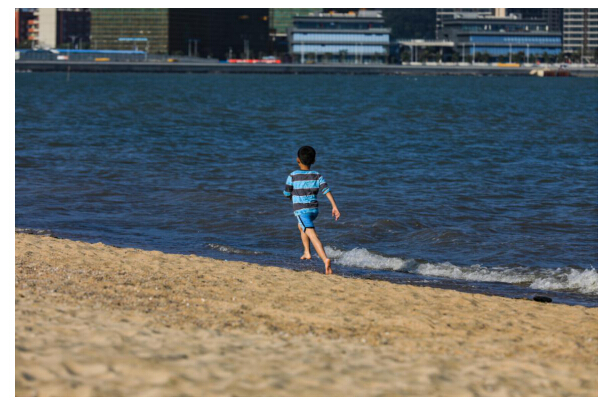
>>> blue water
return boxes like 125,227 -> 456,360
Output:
15,73 -> 598,306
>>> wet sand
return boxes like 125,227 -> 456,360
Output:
15,233 -> 597,396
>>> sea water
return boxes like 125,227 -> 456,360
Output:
15,73 -> 598,306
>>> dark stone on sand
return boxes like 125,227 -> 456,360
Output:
533,296 -> 553,303
22,372 -> 35,381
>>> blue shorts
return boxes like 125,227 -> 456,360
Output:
296,210 -> 319,232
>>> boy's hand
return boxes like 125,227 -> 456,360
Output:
325,192 -> 340,221
332,207 -> 340,221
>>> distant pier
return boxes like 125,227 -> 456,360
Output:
15,60 -> 597,77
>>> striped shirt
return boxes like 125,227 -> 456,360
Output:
284,170 -> 331,216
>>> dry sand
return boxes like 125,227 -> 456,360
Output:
15,233 -> 597,396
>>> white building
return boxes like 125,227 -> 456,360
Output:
36,8 -> 57,49
563,8 -> 598,57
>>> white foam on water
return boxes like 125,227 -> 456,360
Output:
16,227 -> 54,236
207,243 -> 263,256
416,262 -> 598,295
529,268 -> 598,294
416,262 -> 535,284
324,245 -> 598,295
324,246 -> 411,271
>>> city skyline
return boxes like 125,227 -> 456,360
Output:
15,8 -> 598,64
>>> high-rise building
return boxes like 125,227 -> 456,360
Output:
195,9 -> 269,59
90,9 -> 170,53
436,8 -> 493,39
91,9 -> 269,58
15,8 -> 35,47
507,8 -> 563,32
32,8 -> 90,49
37,8 -> 56,48
382,9 -> 436,40
494,8 -> 506,18
562,8 -> 597,57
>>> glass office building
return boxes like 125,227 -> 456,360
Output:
90,9 -> 170,53
90,9 -> 269,58
288,10 -> 390,63
195,9 -> 269,59
442,16 -> 562,58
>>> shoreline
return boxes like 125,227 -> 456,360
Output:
15,233 -> 598,396
14,228 -> 597,308
15,60 -> 598,77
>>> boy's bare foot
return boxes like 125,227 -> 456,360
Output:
300,253 -> 312,260
324,259 -> 332,275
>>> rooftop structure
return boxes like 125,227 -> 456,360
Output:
436,8 -> 493,39
269,8 -> 322,36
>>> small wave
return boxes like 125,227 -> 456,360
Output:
416,262 -> 598,295
15,228 -> 55,236
324,245 -> 597,295
529,267 -> 598,294
416,262 -> 535,284
325,246 -> 412,271
207,243 -> 264,256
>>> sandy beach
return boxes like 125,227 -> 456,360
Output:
15,232 -> 597,396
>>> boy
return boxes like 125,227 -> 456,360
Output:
284,146 -> 340,274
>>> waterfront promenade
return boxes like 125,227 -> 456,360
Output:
15,60 -> 598,77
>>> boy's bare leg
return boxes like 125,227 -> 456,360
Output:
298,224 -> 312,260
304,228 -> 332,274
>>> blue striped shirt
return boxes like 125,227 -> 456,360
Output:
284,170 -> 330,216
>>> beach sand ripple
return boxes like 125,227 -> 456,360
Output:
15,233 -> 597,396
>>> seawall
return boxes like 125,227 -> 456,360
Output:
15,60 -> 598,77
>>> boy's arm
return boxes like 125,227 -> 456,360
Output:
284,175 -> 293,200
325,191 -> 340,221
318,175 -> 339,221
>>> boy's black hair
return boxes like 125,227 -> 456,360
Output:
298,146 -> 316,166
